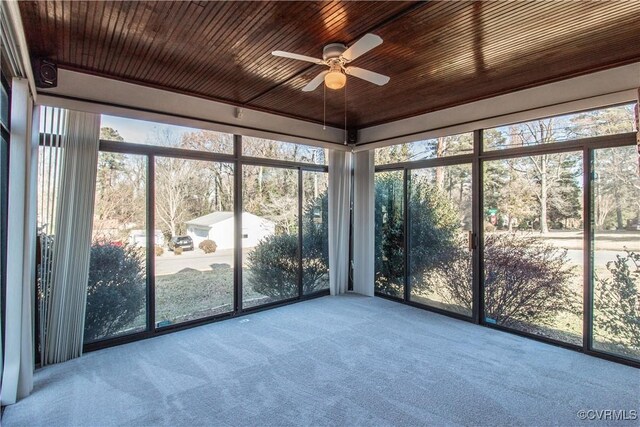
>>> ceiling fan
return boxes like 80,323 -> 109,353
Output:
272,33 -> 390,92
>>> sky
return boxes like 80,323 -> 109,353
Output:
100,114 -> 199,144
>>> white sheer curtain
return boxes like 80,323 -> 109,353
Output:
328,149 -> 352,295
1,78 -> 38,405
352,150 -> 375,296
42,109 -> 100,365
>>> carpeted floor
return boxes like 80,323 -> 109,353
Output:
3,294 -> 639,426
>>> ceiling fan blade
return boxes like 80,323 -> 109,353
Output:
345,67 -> 390,86
302,71 -> 329,92
272,51 -> 324,64
341,33 -> 383,62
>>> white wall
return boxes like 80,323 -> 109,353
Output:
186,226 -> 211,248
241,213 -> 275,248
38,69 -> 348,150
186,213 -> 276,251
209,218 -> 235,250
357,62 -> 640,150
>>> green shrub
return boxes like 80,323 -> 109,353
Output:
247,191 -> 329,298
377,175 -> 577,328
425,233 -> 577,326
248,233 -> 299,299
174,246 -> 183,255
155,245 -> 164,257
199,239 -> 217,254
374,177 -> 460,297
594,250 -> 640,350
84,242 -> 145,342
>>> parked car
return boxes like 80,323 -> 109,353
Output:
168,236 -> 194,251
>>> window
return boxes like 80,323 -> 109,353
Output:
374,170 -> 405,298
483,152 -> 583,345
484,104 -> 636,151
33,109 -> 331,352
374,104 -> 639,365
154,158 -> 235,326
84,153 -> 148,343
375,132 -> 473,165
100,115 -> 234,154
242,165 -> 299,308
302,171 -> 329,294
592,146 -> 640,361
408,164 -> 473,316
242,136 -> 327,164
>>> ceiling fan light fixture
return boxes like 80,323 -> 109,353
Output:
324,70 -> 346,90
272,33 -> 388,92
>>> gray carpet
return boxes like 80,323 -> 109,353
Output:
3,294 -> 639,427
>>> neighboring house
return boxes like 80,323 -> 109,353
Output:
185,211 -> 276,250
129,229 -> 165,247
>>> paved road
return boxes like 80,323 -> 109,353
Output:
155,248 -> 252,276
565,249 -> 631,268
155,245 -> 633,276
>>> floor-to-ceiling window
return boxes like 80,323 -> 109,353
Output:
242,164 -> 299,308
409,163 -> 473,317
374,103 -> 638,366
375,133 -> 475,316
154,157 -> 235,327
241,136 -> 329,309
592,145 -> 640,361
85,152 -> 148,342
483,151 -> 584,346
302,170 -> 329,294
35,112 -> 330,351
374,170 -> 405,298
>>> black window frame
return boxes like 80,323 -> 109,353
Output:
35,128 -> 330,353
374,102 -> 639,369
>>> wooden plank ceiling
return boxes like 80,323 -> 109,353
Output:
19,1 -> 640,130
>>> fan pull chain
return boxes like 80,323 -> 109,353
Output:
344,80 -> 347,145
323,83 -> 326,130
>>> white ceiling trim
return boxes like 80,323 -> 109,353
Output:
38,69 -> 349,151
356,62 -> 640,151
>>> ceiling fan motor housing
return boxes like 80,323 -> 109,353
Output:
323,43 -> 347,61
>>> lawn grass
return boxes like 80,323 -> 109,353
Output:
155,266 -> 269,325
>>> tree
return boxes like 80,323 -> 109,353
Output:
301,187 -> 329,289
374,133 -> 473,166
94,127 -> 146,241
381,167 -> 578,329
484,120 -> 583,233
593,146 -> 640,230
152,129 -> 235,239
243,137 -> 326,164
84,242 -> 146,342
374,172 -> 406,297
242,165 -> 299,235
155,156 -> 200,237
569,105 -> 637,230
